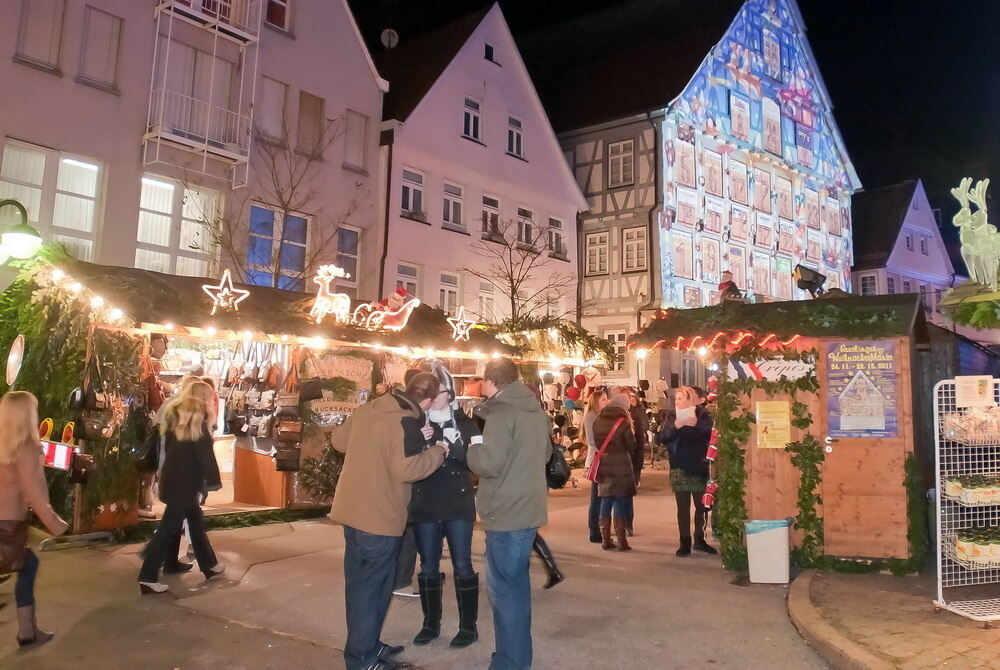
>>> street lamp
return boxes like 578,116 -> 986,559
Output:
0,199 -> 43,259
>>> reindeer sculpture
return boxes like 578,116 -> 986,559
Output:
951,178 -> 997,290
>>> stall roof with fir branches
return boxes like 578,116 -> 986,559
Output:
630,294 -> 928,346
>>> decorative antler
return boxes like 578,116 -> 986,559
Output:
969,178 -> 990,215
951,176 -> 973,210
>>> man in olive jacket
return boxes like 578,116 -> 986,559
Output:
468,358 -> 551,670
331,373 -> 447,670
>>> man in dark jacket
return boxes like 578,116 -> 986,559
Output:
330,373 -> 448,670
468,358 -> 551,670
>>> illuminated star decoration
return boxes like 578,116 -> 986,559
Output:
447,306 -> 477,342
202,269 -> 250,316
310,265 -> 353,324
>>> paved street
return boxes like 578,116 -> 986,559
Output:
0,470 -> 824,669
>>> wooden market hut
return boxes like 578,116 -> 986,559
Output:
631,294 -> 935,568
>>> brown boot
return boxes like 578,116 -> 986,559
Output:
599,517 -> 614,551
614,518 -> 632,552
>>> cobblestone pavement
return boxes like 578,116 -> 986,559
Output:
811,570 -> 1000,669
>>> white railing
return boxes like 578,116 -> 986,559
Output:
149,88 -> 251,158
163,0 -> 261,39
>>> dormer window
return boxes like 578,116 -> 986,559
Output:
485,43 -> 497,63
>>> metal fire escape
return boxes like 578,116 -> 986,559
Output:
143,0 -> 263,188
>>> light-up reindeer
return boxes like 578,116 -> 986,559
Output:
951,178 -> 997,290
310,265 -> 352,324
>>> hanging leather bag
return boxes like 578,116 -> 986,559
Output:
584,417 -> 625,483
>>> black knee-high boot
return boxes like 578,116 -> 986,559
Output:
414,573 -> 443,645
450,573 -> 479,648
533,534 -> 565,589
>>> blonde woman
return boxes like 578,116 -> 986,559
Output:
583,388 -> 609,543
138,380 -> 223,593
0,392 -> 68,648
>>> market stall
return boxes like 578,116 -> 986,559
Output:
0,252 -> 609,531
630,294 -> 932,572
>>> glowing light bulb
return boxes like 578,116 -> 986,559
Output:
491,352 -> 501,359
697,346 -> 709,357
51,268 -> 65,282
109,308 -> 124,320
68,282 -> 82,294
635,349 -> 648,360
280,334 -> 289,342
90,296 -> 104,308
206,326 -> 217,336
242,331 -> 253,340
164,322 -> 175,331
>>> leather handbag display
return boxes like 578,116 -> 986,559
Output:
275,418 -> 303,443
77,416 -> 108,442
585,417 -> 625,483
274,445 -> 300,472
275,392 -> 300,418
0,520 -> 28,573
69,452 -> 95,484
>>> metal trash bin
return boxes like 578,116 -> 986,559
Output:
745,519 -> 792,584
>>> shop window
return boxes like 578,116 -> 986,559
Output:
246,204 -> 308,291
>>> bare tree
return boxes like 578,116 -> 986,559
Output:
186,113 -> 366,288
464,217 -> 575,324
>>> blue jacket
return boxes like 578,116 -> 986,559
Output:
657,407 -> 712,478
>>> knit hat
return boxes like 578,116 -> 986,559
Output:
430,359 -> 457,408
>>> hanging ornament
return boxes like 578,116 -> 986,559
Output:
309,264 -> 353,324
447,305 -> 476,342
202,269 -> 250,315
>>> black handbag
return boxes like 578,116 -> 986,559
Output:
274,445 -> 300,472
82,350 -> 110,410
298,378 -> 325,402
546,443 -> 571,490
135,430 -> 162,473
77,416 -> 108,441
69,452 -> 95,484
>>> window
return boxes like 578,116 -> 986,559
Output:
586,232 -> 609,275
297,91 -> 324,155
859,274 -> 877,296
0,140 -> 102,261
463,97 -> 481,142
335,226 -> 359,290
886,277 -> 896,294
517,207 -> 534,246
606,330 -> 627,372
920,236 -> 928,255
256,77 -> 287,141
443,183 -> 463,228
905,233 -> 913,251
439,272 -> 459,315
484,43 -> 496,63
396,262 -> 419,296
608,139 -> 634,188
482,195 -> 500,236
245,204 -> 309,291
265,0 -> 290,30
681,356 -> 701,387
401,169 -> 425,218
547,218 -> 565,257
343,109 -> 368,171
507,117 -> 523,157
545,293 -> 564,318
15,0 -> 66,72
623,227 -> 647,271
478,282 -> 496,321
78,7 -> 122,91
902,280 -> 912,293
135,175 -> 218,276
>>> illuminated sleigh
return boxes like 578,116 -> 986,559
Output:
351,298 -> 420,331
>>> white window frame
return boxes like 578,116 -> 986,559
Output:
886,276 -> 896,294
902,279 -> 913,293
401,168 -> 425,220
859,273 -> 877,296
246,203 -> 310,290
478,281 -> 496,321
0,139 -> 103,262
463,97 -> 482,142
439,271 -> 460,316
517,207 -> 534,247
482,195 -> 500,237
77,6 -> 122,92
586,232 -> 609,275
265,0 -> 291,31
335,224 -> 360,296
15,0 -> 66,72
622,226 -> 647,272
256,76 -> 287,142
681,355 -> 702,387
396,261 -> 419,297
507,116 -> 523,158
547,218 -> 565,257
135,174 -> 219,276
608,139 -> 635,188
605,330 -> 627,373
443,182 -> 463,229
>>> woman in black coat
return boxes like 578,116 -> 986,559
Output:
138,381 -> 223,594
592,399 -> 637,552
409,364 -> 481,649
658,386 -> 717,557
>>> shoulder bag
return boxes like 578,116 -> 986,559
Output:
546,442 -> 571,490
0,521 -> 28,573
584,417 -> 625,483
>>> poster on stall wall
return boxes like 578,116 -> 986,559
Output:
824,340 -> 898,438
305,354 -> 373,392
756,400 -> 791,449
955,376 -> 996,408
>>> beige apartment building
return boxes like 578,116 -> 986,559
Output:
0,0 -> 386,297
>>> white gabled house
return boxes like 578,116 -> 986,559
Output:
368,4 -> 588,324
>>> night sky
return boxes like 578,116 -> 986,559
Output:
363,0 -> 999,209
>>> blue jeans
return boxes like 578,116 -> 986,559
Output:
485,528 -> 537,670
599,496 -> 630,519
15,548 -> 38,607
413,519 -> 475,578
343,526 -> 402,670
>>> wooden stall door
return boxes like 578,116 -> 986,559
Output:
818,337 -> 913,559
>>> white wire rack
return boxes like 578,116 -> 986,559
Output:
934,379 -> 1000,625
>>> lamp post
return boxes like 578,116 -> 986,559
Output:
0,199 -> 43,260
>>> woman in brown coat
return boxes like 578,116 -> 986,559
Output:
591,397 -> 637,551
0,392 -> 69,648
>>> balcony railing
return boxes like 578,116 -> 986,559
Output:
148,88 -> 251,161
160,0 -> 261,41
